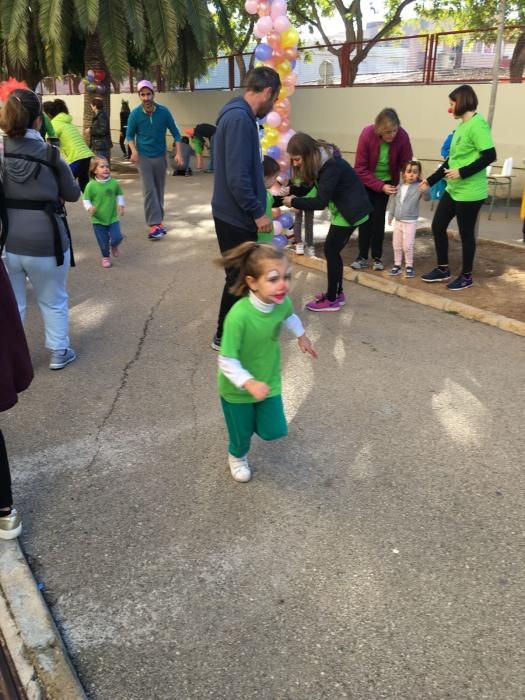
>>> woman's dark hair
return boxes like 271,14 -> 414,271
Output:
216,241 -> 287,296
263,155 -> 280,178
0,89 -> 42,138
448,84 -> 478,116
375,108 -> 401,132
287,132 -> 337,187
121,100 -> 130,112
53,98 -> 69,115
92,97 -> 104,111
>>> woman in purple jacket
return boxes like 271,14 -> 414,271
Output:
353,108 -> 413,270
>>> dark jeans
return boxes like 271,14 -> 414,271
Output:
358,187 -> 389,260
119,134 -> 131,158
69,157 -> 91,192
432,191 -> 485,274
0,430 -> 13,510
214,216 -> 257,339
325,224 -> 355,301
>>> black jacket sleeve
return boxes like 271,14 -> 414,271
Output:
426,161 -> 449,187
291,161 -> 339,211
459,147 -> 497,179
272,195 -> 284,207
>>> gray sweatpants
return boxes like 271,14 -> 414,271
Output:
138,155 -> 167,226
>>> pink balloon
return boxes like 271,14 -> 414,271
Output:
272,47 -> 285,63
267,31 -> 281,49
274,16 -> 290,33
271,0 -> 287,18
277,118 -> 290,133
284,46 -> 298,61
266,111 -> 282,128
283,72 -> 298,86
254,16 -> 273,37
285,84 -> 295,96
274,98 -> 290,114
244,0 -> 258,13
277,155 -> 290,170
273,220 -> 283,236
257,0 -> 271,15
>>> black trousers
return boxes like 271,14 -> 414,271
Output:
324,224 -> 355,300
119,134 -> 131,158
358,187 -> 389,260
0,430 -> 13,510
214,217 -> 257,339
432,191 -> 485,274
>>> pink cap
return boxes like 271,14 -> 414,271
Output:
137,80 -> 154,93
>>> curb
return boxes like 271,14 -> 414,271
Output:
0,541 -> 86,699
292,252 -> 525,338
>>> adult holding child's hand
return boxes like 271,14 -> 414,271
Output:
353,108 -> 413,271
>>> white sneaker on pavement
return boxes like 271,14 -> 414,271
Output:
295,242 -> 304,255
228,454 -> 251,482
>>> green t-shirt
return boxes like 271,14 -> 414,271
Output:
83,177 -> 123,225
218,295 -> 294,403
258,191 -> 274,243
447,113 -> 494,202
374,141 -> 391,181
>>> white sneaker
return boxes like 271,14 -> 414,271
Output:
305,245 -> 315,257
228,454 -> 251,482
295,242 -> 304,255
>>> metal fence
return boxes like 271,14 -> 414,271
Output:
37,25 -> 525,95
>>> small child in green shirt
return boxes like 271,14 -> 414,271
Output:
83,157 -> 125,268
216,242 -> 317,483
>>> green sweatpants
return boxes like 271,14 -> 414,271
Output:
220,395 -> 288,458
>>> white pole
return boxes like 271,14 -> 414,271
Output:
487,0 -> 507,127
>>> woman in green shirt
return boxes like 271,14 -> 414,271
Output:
420,85 -> 496,290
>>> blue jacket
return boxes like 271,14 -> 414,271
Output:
126,103 -> 181,158
211,97 -> 265,231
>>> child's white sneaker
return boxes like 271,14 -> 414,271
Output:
305,245 -> 315,257
228,453 -> 251,482
295,242 -> 304,255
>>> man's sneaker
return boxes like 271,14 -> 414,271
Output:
49,348 -> 76,370
305,296 -> 341,312
211,334 -> 221,351
421,267 -> 451,282
314,291 -> 346,306
405,266 -> 415,278
295,242 -> 304,255
351,257 -> 368,270
447,274 -> 473,290
228,454 -> 251,482
0,508 -> 22,540
372,259 -> 384,271
148,226 -> 165,240
305,245 -> 316,257
389,265 -> 402,276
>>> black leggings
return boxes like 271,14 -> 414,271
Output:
432,191 -> 485,274
358,187 -> 389,260
0,430 -> 13,510
325,224 -> 355,301
214,217 -> 257,339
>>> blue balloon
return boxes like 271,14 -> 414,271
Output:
278,212 -> 294,229
255,43 -> 273,62
272,234 -> 288,249
290,60 -> 297,69
267,145 -> 281,159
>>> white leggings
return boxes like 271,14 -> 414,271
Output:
392,220 -> 417,267
5,250 -> 71,350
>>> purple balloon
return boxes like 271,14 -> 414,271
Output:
272,234 -> 288,249
267,145 -> 281,159
278,212 -> 294,229
255,43 -> 273,62
290,60 -> 297,69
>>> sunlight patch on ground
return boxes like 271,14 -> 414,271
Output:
431,378 -> 488,445
69,299 -> 113,331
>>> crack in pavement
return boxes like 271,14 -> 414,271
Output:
84,276 -> 178,471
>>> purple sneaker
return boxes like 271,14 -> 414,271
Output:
314,291 -> 346,306
305,296 -> 341,312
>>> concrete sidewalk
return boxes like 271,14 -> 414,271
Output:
1,172 -> 524,699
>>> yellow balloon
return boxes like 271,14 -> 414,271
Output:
281,28 -> 299,49
264,127 -> 279,145
260,136 -> 271,151
279,59 -> 292,75
254,60 -> 264,68
278,85 -> 289,99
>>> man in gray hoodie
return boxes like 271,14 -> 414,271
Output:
210,67 -> 281,350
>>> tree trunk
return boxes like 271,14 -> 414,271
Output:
509,32 -> 525,83
83,32 -> 111,139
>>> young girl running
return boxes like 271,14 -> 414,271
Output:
217,242 -> 317,483
387,160 -> 429,278
83,157 -> 125,268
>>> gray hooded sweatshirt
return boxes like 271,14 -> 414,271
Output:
387,182 -> 429,222
1,131 -> 80,257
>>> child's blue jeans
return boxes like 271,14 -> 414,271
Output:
92,222 -> 123,257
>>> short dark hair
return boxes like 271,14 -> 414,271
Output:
43,100 -> 58,118
244,67 -> 281,97
181,136 -> 189,144
448,84 -> 478,116
53,98 -> 69,115
263,155 -> 280,178
92,97 -> 104,110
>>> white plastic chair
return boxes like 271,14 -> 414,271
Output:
487,157 -> 514,219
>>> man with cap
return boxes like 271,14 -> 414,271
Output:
126,80 -> 183,240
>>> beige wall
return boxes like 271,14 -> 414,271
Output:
66,83 -> 524,196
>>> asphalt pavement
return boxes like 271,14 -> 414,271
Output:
1,171 -> 524,699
